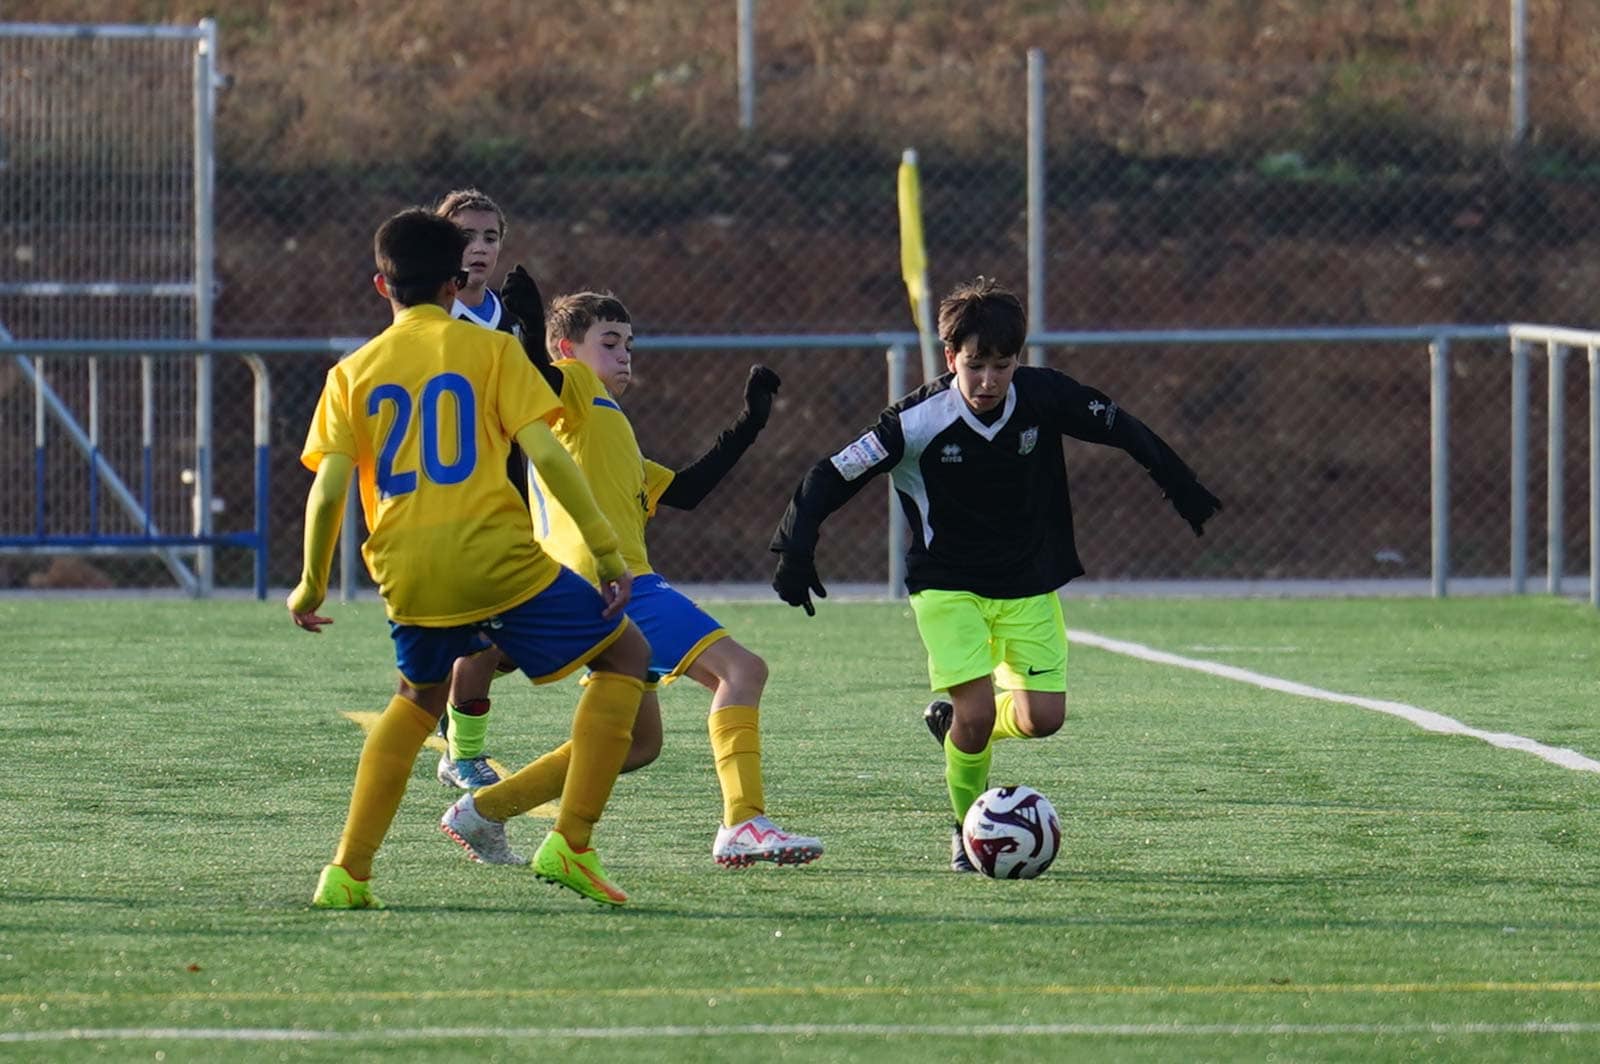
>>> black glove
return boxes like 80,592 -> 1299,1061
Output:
772,552 -> 826,616
499,263 -> 545,337
742,365 -> 781,430
1166,478 -> 1223,537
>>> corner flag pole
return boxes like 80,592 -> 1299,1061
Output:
897,148 -> 941,383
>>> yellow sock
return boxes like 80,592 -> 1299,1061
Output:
473,741 -> 571,821
553,672 -> 643,850
992,690 -> 1028,742
708,704 -> 765,827
332,694 -> 435,880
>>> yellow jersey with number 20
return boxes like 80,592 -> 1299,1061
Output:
301,303 -> 562,626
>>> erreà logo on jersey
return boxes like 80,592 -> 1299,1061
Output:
940,443 -> 963,463
1018,426 -> 1039,455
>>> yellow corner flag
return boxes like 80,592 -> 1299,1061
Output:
897,148 -> 940,382
897,149 -> 928,319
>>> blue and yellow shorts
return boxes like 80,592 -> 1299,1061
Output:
624,573 -> 726,686
390,566 -> 629,688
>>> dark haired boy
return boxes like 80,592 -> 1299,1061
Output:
291,207 -> 651,908
770,277 -> 1221,871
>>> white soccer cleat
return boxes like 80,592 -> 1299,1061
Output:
437,753 -> 502,790
712,815 -> 824,868
440,794 -> 528,866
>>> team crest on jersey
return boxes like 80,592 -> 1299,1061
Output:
940,443 -> 963,463
1018,426 -> 1039,455
830,430 -> 890,481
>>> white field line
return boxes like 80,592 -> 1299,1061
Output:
10,980 -> 1600,1008
6,1022 -> 1600,1043
1068,629 -> 1600,774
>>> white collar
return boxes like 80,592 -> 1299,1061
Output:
452,290 -> 503,331
951,382 -> 1016,441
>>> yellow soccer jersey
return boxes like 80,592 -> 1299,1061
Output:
301,303 -> 563,625
530,358 -> 674,584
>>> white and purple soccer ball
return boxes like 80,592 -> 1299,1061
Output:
961,785 -> 1061,879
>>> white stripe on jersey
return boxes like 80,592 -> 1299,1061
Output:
891,389 -> 966,549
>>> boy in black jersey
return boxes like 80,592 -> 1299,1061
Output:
770,277 -> 1221,871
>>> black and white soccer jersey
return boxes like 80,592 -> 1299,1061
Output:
453,287 -> 533,501
452,289 -> 516,336
772,366 -> 1203,599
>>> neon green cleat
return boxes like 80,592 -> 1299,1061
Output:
531,831 -> 628,906
311,864 -> 385,910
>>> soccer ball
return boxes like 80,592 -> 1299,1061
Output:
961,785 -> 1061,879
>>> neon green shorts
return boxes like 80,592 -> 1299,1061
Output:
907,588 -> 1068,693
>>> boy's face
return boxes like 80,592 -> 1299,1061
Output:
945,336 -> 1018,413
449,208 -> 501,294
561,319 -> 635,396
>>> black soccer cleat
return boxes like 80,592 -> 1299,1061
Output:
950,824 -> 978,874
923,699 -> 953,745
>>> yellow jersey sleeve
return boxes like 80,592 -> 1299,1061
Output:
642,459 -> 674,518
301,363 -> 358,471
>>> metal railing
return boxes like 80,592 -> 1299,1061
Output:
2,322 -> 1596,607
1506,324 -> 1600,607
2,338 -> 316,599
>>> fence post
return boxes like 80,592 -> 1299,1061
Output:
737,0 -> 756,131
1509,0 -> 1528,151
192,18 -> 219,594
1547,342 -> 1567,594
33,357 -> 45,539
886,344 -> 909,598
88,358 -> 101,536
1510,339 -> 1529,593
241,354 -> 272,600
141,357 -> 155,535
1590,344 -> 1599,609
1430,338 -> 1450,598
1026,48 -> 1046,368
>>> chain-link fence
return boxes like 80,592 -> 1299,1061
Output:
3,11 -> 1597,593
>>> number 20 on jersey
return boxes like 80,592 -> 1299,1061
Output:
367,372 -> 478,499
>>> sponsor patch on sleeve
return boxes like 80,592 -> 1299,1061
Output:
829,430 -> 890,481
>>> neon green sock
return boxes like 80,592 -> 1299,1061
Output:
991,690 -> 1027,742
944,733 -> 992,823
447,699 -> 491,760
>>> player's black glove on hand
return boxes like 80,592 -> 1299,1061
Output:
1166,478 -> 1223,537
772,552 -> 826,616
499,263 -> 545,337
742,365 -> 781,430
